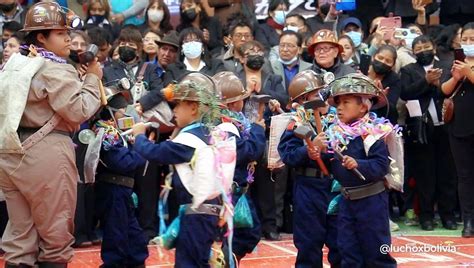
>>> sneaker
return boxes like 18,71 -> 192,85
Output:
390,219 -> 400,232
404,209 -> 419,226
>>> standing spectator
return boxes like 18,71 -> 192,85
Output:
176,0 -> 223,56
386,0 -> 438,25
237,40 -> 288,241
435,24 -> 462,63
306,0 -> 336,34
308,29 -> 355,78
0,0 -> 25,53
208,0 -> 256,27
441,22 -> 474,238
0,2 -> 102,267
1,32 -> 21,66
87,26 -> 113,66
368,45 -> 401,125
338,35 -> 359,70
162,27 -> 225,87
1,20 -> 21,50
401,35 -> 457,231
255,0 -> 289,52
284,14 -> 309,36
110,0 -> 148,26
139,0 -> 173,34
338,17 -> 367,63
142,29 -> 161,64
440,0 -> 474,27
221,18 -> 254,74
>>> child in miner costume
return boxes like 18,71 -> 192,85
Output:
213,71 -> 266,265
323,73 -> 397,268
277,70 -> 341,268
88,88 -> 149,267
132,72 -> 236,267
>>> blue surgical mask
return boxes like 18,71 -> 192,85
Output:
182,41 -> 203,59
462,44 -> 474,57
346,31 -> 362,47
278,55 -> 298,66
274,10 -> 286,26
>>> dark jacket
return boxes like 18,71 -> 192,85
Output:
372,71 -> 401,124
311,58 -> 356,79
255,22 -> 280,52
102,60 -> 164,112
440,0 -> 474,15
161,58 -> 226,87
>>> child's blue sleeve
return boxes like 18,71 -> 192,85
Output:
278,128 -> 318,168
236,123 -> 266,165
134,134 -> 194,164
356,139 -> 390,181
101,146 -> 146,174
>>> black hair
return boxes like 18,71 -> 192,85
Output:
86,26 -> 112,46
425,24 -> 445,41
462,22 -> 474,35
227,15 -> 253,37
374,44 -> 398,63
435,24 -> 461,52
22,30 -> 51,53
268,0 -> 289,14
412,35 -> 435,50
176,0 -> 210,32
280,30 -> 303,47
143,0 -> 173,34
178,27 -> 211,65
2,21 -> 22,33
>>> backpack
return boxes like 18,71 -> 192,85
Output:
0,53 -> 45,154
172,127 -> 237,208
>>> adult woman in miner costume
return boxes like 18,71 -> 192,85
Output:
0,2 -> 103,268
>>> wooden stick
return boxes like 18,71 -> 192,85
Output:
98,81 -> 108,106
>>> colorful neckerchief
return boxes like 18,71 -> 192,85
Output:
94,120 -> 123,150
20,45 -> 67,64
324,112 -> 401,152
221,109 -> 252,140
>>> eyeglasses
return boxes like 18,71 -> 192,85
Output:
233,33 -> 252,40
314,46 -> 335,53
280,43 -> 297,50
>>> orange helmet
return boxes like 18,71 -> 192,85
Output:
307,29 -> 344,57
213,71 -> 249,104
21,2 -> 81,32
288,70 -> 325,102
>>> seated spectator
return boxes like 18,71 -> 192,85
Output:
139,0 -> 173,34
154,31 -> 179,78
1,21 -> 21,50
87,26 -> 113,66
308,29 -> 355,78
84,0 -> 119,39
255,0 -> 289,52
338,35 -> 359,70
1,33 -> 21,66
162,27 -> 225,87
142,29 -> 161,64
176,0 -> 223,56
69,30 -> 90,79
284,14 -> 309,36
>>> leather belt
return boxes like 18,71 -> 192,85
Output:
97,173 -> 135,188
341,180 -> 386,200
295,167 -> 323,178
18,126 -> 73,139
184,203 -> 222,217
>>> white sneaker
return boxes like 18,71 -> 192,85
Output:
390,219 -> 400,232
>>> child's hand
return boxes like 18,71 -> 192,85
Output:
307,146 -> 320,160
342,155 -> 358,170
132,122 -> 147,136
312,132 -> 327,152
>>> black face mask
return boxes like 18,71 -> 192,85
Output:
319,4 -> 330,17
69,50 -> 80,63
89,15 -> 106,24
182,8 -> 197,22
0,3 -> 16,13
372,59 -> 392,75
119,46 -> 137,63
301,48 -> 313,63
246,54 -> 265,70
416,50 -> 435,66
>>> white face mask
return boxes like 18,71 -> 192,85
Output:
462,44 -> 474,57
278,55 -> 298,65
284,25 -> 299,33
182,41 -> 203,59
148,9 -> 164,23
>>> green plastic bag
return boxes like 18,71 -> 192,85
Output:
331,179 -> 341,192
327,194 -> 342,215
233,194 -> 254,228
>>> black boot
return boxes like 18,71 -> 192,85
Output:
37,262 -> 68,268
5,263 -> 33,268
462,218 -> 474,238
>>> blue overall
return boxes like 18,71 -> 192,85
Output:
134,124 -> 219,267
330,137 -> 397,268
278,123 -> 341,268
223,123 -> 266,258
95,137 -> 149,267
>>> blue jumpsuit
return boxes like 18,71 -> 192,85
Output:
224,123 -> 266,259
278,122 -> 341,268
330,137 -> 397,268
134,125 -> 219,267
95,136 -> 149,267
